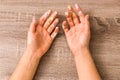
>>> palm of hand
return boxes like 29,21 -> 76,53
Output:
27,26 -> 52,57
26,10 -> 59,57
62,4 -> 91,56
66,23 -> 90,55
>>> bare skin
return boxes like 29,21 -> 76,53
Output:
10,4 -> 101,80
62,4 -> 102,80
9,10 -> 59,80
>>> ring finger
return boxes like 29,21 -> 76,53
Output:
68,5 -> 79,25
47,18 -> 59,34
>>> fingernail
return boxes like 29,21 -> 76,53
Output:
55,18 -> 59,22
75,4 -> 79,9
48,10 -> 51,14
54,11 -> 58,15
72,12 -> 76,17
78,11 -> 82,15
67,5 -> 72,10
65,12 -> 69,16
63,25 -> 65,29
32,16 -> 36,23
62,21 -> 66,29
55,27 -> 59,32
56,27 -> 59,29
87,15 -> 89,19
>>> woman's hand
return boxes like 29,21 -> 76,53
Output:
10,10 -> 59,80
27,10 -> 59,58
62,4 -> 90,56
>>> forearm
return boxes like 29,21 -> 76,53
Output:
74,48 -> 101,80
9,49 -> 41,80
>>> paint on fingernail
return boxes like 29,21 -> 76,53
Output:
54,11 -> 58,15
72,12 -> 76,17
50,16 -> 54,21
67,5 -> 72,10
65,12 -> 69,16
75,4 -> 79,9
48,10 -> 51,14
78,11 -> 82,15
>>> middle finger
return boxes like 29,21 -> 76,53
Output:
68,5 -> 80,25
43,11 -> 58,29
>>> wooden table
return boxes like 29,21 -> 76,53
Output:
0,0 -> 120,80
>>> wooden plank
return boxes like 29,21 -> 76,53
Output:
0,0 -> 120,80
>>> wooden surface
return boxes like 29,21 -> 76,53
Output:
0,0 -> 120,80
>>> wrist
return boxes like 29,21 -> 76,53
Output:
25,47 -> 44,59
73,47 -> 90,58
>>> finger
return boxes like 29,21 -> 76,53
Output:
44,11 -> 58,29
68,5 -> 79,24
65,11 -> 74,27
67,5 -> 74,12
29,17 -> 37,33
47,18 -> 59,34
75,4 -> 85,23
62,21 -> 69,33
39,10 -> 52,26
51,27 -> 59,39
85,15 -> 90,31
72,12 -> 80,25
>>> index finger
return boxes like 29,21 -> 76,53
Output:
39,10 -> 52,26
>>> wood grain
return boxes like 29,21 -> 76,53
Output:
0,0 -> 120,80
